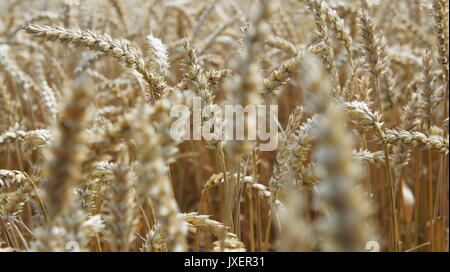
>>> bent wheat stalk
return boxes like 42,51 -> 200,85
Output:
22,24 -> 166,103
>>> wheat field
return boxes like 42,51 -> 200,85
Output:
0,0 -> 448,252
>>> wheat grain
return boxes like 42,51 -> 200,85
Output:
0,0 -> 448,253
